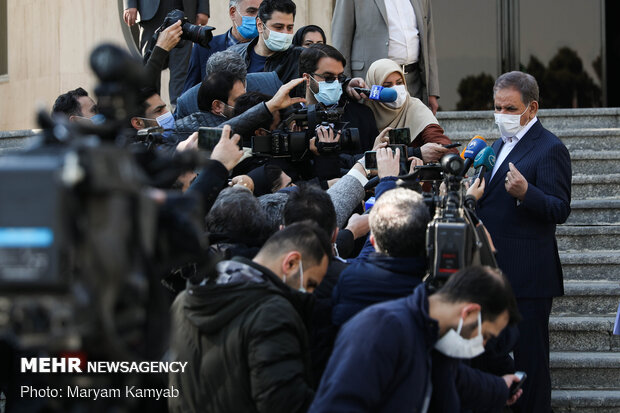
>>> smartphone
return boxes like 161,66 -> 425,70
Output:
388,144 -> 407,161
443,142 -> 461,149
364,151 -> 377,170
389,128 -> 411,145
198,127 -> 224,151
510,371 -> 527,396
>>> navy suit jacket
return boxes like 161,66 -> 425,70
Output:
182,31 -> 230,94
476,120 -> 571,298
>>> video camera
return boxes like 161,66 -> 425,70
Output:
397,153 -> 497,288
0,44 -> 211,412
251,103 -> 361,160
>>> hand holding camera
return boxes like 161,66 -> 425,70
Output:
156,20 -> 183,52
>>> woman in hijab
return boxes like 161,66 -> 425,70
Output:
293,25 -> 327,48
364,59 -> 457,163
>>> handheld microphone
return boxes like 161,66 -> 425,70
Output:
469,146 -> 496,185
461,136 -> 487,176
353,86 -> 397,103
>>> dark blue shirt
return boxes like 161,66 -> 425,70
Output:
248,46 -> 267,73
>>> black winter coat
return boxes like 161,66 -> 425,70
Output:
168,257 -> 315,413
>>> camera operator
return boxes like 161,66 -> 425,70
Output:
123,0 -> 210,104
299,44 -> 379,152
169,222 -> 330,413
310,266 -> 524,413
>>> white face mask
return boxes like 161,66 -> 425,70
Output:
434,312 -> 485,359
263,26 -> 293,52
494,105 -> 529,138
282,259 -> 305,293
384,84 -> 408,109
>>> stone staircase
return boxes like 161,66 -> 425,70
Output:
438,108 -> 620,412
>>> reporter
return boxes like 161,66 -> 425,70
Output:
358,59 -> 458,163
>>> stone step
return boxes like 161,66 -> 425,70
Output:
570,150 -> 620,175
566,198 -> 620,224
552,389 -> 620,412
437,108 -> 620,135
552,280 -> 620,315
560,250 -> 620,282
572,174 -> 620,199
556,225 -> 620,251
447,128 -> 620,151
550,316 -> 620,352
550,352 -> 620,390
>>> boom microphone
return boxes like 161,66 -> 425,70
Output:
469,146 -> 496,185
353,86 -> 398,103
461,136 -> 487,176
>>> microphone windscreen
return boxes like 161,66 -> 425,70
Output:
377,86 -> 397,102
463,138 -> 487,160
473,146 -> 496,170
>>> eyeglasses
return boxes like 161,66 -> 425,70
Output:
311,72 -> 347,84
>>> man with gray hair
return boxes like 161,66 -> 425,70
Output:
331,184 -> 431,326
475,70 -> 572,413
176,49 -> 282,118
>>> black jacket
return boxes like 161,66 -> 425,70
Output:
168,257 -> 314,413
229,37 -> 304,84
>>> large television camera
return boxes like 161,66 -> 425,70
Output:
251,103 -> 361,160
398,153 -> 498,288
0,44 -> 211,412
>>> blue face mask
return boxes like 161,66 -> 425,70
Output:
311,76 -> 343,106
156,111 -> 176,138
263,26 -> 293,52
236,15 -> 258,40
90,113 -> 106,125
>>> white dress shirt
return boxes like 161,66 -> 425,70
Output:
384,0 -> 420,65
490,116 -> 538,181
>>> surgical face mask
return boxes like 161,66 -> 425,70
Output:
384,84 -> 408,109
156,111 -> 175,138
297,260 -> 305,293
217,102 -> 236,119
236,15 -> 258,40
282,260 -> 305,293
494,105 -> 529,138
311,75 -> 343,106
434,312 -> 485,359
262,25 -> 293,52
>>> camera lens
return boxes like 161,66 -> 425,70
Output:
181,21 -> 213,48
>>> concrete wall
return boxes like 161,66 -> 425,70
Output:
0,0 -> 335,131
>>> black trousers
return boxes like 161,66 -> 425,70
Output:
511,297 -> 553,413
139,0 -> 191,105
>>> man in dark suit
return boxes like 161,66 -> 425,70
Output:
331,0 -> 440,114
476,71 -> 572,413
123,0 -> 210,104
182,0 -> 263,94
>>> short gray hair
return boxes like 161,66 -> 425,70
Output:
229,0 -> 240,8
205,50 -> 248,81
369,188 -> 430,257
493,71 -> 539,105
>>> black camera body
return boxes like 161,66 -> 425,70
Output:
143,9 -> 215,63
161,9 -> 214,48
397,153 -> 497,287
252,104 -> 361,160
